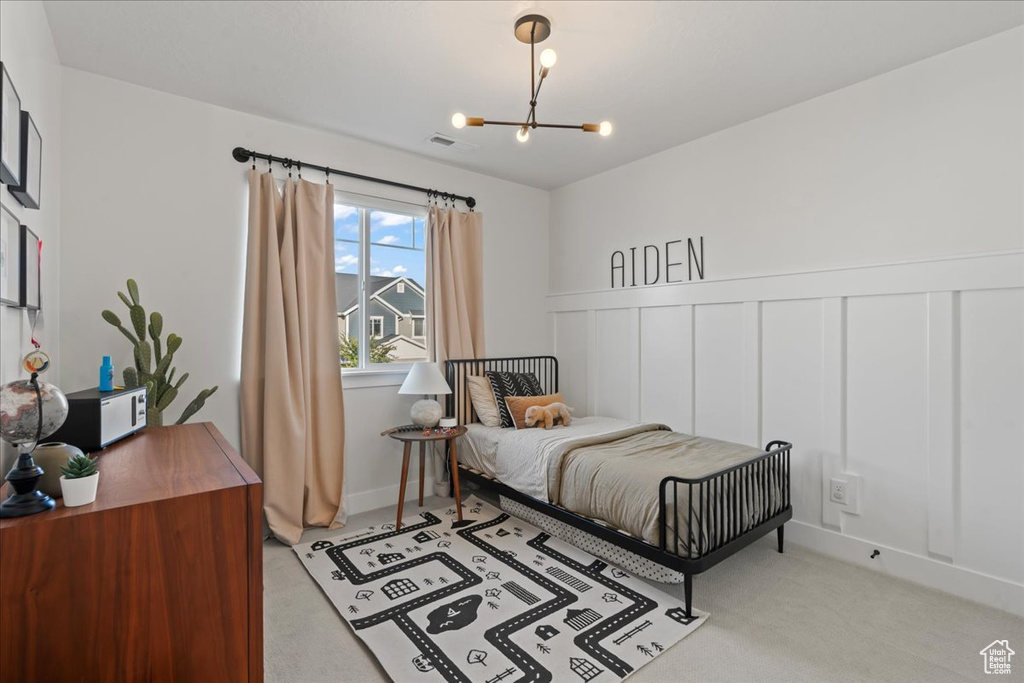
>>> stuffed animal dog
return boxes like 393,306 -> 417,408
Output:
524,402 -> 574,429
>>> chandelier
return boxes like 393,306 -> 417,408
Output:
451,14 -> 612,143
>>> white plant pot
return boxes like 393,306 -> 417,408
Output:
60,473 -> 99,507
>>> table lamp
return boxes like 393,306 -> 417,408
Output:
398,362 -> 451,427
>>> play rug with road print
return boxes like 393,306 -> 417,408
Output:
295,495 -> 707,683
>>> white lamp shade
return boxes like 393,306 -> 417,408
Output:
398,362 -> 452,396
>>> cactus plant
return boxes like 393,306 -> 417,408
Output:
101,278 -> 218,426
60,453 -> 98,479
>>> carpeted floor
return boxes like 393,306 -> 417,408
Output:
264,492 -> 1023,682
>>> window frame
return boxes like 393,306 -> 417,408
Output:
334,189 -> 428,375
369,315 -> 384,339
411,315 -> 426,340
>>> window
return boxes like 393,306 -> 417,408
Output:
335,196 -> 427,370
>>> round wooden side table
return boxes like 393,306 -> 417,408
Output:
381,425 -> 467,529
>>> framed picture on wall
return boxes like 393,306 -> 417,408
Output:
19,224 -> 40,310
10,111 -> 41,209
0,203 -> 20,306
0,62 -> 22,187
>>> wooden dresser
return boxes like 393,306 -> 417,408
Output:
0,423 -> 263,682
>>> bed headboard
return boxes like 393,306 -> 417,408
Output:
445,356 -> 559,425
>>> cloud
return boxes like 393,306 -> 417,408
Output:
370,264 -> 408,278
335,254 -> 358,270
334,205 -> 357,220
377,235 -> 400,245
372,212 -> 412,228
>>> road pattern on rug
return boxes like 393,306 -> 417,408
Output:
296,495 -> 706,683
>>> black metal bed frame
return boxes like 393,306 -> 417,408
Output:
445,355 -> 792,619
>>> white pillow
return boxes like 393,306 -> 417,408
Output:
466,375 -> 501,428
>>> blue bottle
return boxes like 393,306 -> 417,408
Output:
99,356 -> 115,392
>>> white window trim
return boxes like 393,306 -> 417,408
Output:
369,315 -> 384,339
342,365 -> 413,389
411,314 -> 426,339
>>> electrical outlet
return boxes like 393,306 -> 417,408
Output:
830,478 -> 848,505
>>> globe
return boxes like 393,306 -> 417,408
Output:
0,380 -> 69,450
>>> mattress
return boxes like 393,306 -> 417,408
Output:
457,417 -> 779,553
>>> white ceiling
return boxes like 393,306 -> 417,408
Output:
43,1 -> 1023,189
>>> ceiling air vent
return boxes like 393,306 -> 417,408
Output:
429,134 -> 456,147
425,133 -> 479,155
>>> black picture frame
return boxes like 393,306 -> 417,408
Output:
19,224 -> 40,310
0,202 -> 19,306
10,111 -> 40,209
0,62 -> 22,187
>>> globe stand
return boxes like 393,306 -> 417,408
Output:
0,447 -> 56,518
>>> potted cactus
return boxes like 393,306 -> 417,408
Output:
59,454 -> 99,507
101,278 -> 218,426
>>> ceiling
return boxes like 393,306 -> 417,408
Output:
43,1 -> 1023,189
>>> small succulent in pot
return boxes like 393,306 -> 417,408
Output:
60,454 -> 98,479
60,454 -> 100,507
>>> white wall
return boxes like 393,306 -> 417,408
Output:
58,69 -> 549,512
0,0 -> 61,472
548,29 -> 1024,615
550,28 -> 1022,294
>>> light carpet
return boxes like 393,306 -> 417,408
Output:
294,495 -> 706,682
267,492 -> 1023,682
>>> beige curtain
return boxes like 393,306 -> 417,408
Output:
240,169 -> 346,545
426,206 -> 484,495
426,206 -> 485,365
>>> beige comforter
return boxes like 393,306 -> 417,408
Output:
493,417 -> 777,553
556,429 -> 775,551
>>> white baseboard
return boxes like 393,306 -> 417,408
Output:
787,520 -> 1024,617
346,476 -> 436,517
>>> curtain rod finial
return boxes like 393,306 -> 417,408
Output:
466,197 -> 477,209
232,147 -> 252,163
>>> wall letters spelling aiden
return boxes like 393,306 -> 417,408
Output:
610,237 -> 704,288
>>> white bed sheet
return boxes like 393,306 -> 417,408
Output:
457,423 -> 507,477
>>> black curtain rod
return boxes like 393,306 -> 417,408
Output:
232,147 -> 476,209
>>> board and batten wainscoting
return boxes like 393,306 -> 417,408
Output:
548,250 -> 1023,616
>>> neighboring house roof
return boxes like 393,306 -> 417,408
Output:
335,273 -> 395,313
379,333 -> 426,350
335,273 -> 424,317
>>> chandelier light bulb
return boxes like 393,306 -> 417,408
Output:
540,49 -> 557,69
451,112 -> 467,129
599,121 -> 613,136
516,127 -> 530,143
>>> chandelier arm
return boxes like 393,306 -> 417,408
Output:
478,119 -> 533,127
535,123 -> 594,130
532,72 -> 547,107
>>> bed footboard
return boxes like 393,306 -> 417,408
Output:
658,440 -> 792,567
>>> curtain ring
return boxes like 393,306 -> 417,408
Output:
251,152 -> 256,171
325,166 -> 331,182
297,161 -> 302,179
287,159 -> 292,179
